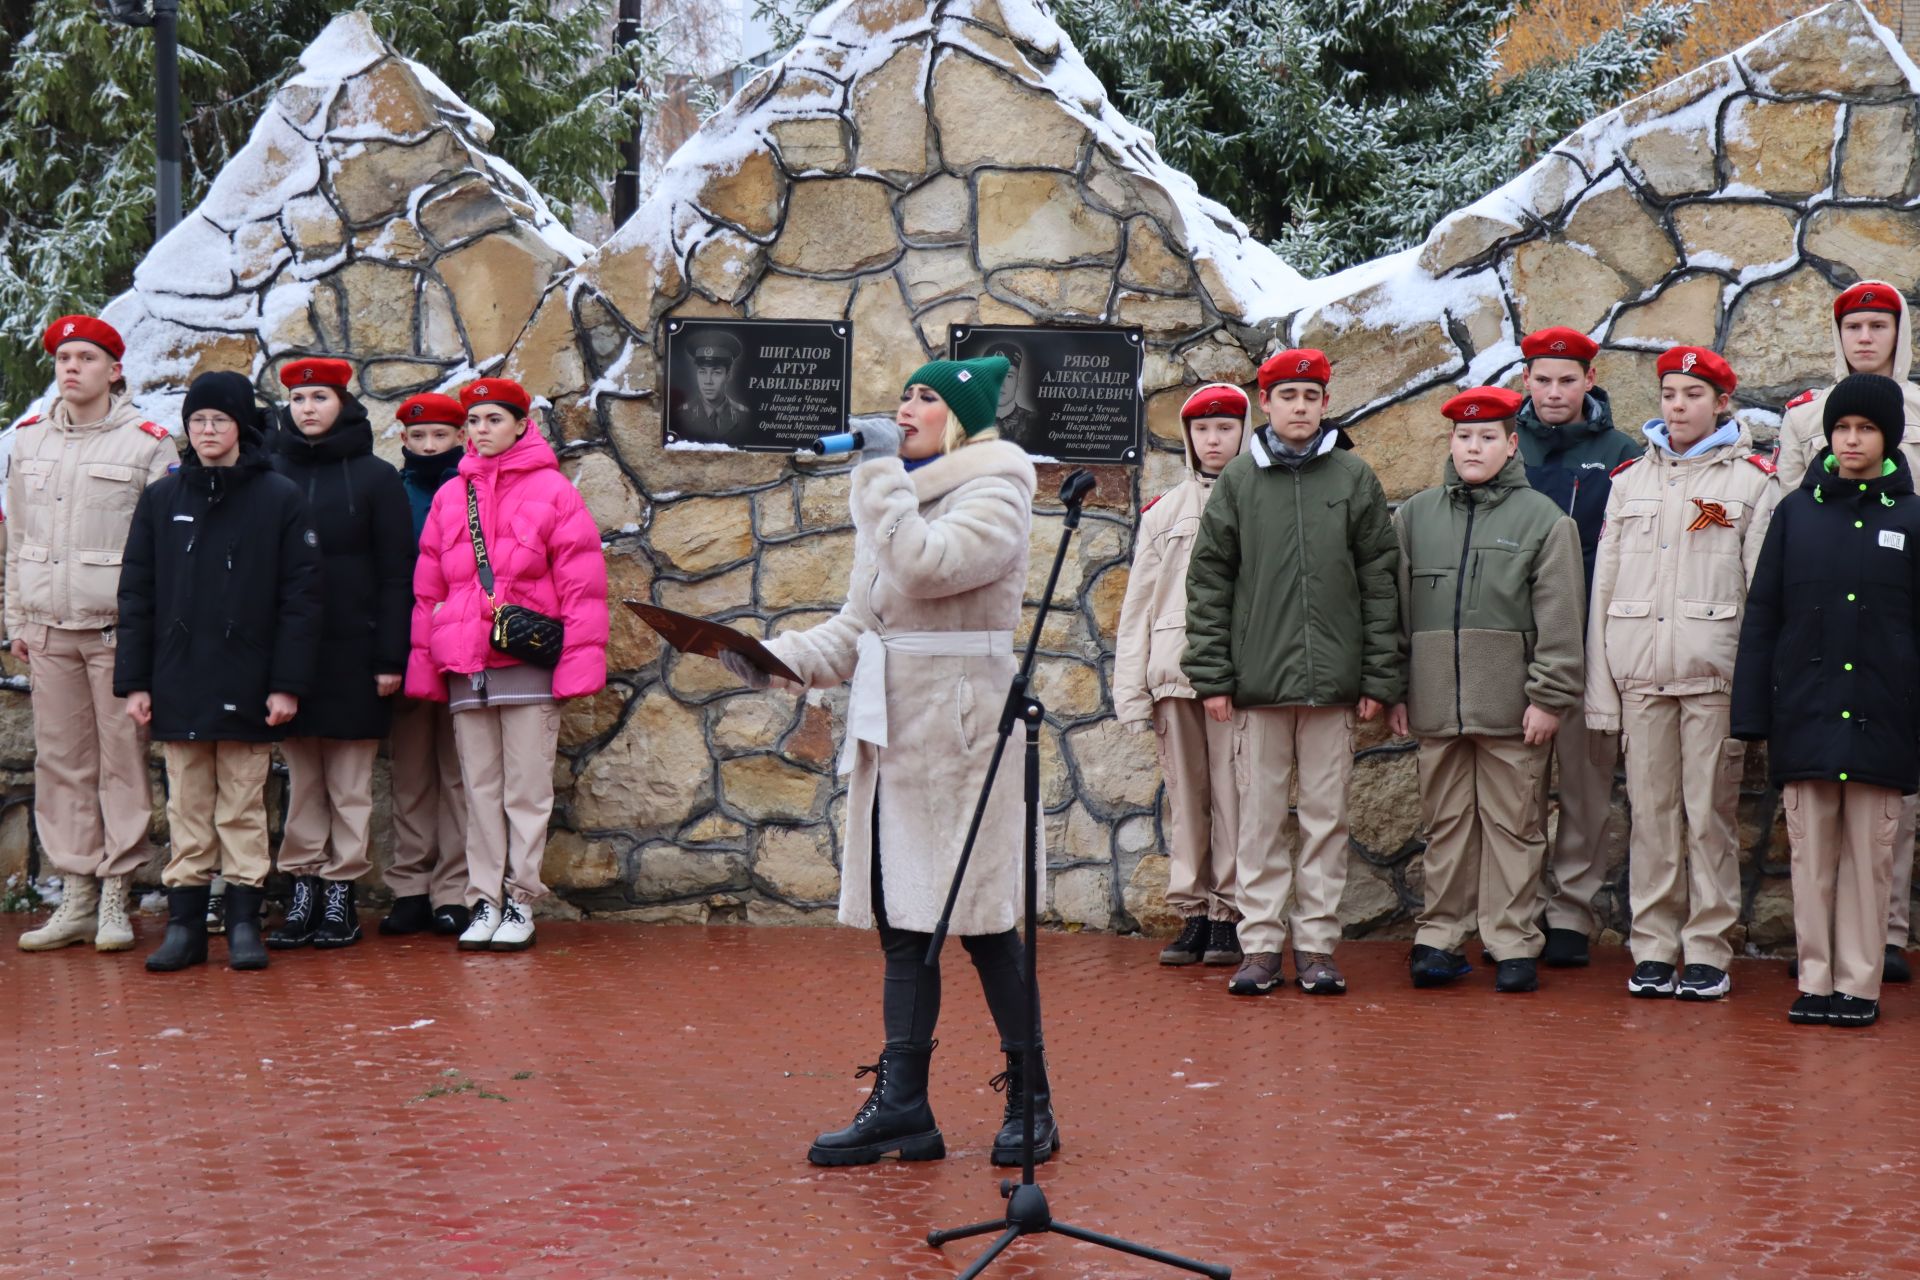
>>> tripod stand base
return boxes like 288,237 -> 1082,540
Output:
929,1182 -> 1231,1280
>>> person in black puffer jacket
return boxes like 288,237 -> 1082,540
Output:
265,357 -> 416,952
115,371 -> 323,974
1733,375 -> 1920,1030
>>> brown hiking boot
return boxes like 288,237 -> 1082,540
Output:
1227,951 -> 1284,996
1294,951 -> 1347,995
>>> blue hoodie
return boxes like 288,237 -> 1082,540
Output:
1642,417 -> 1741,460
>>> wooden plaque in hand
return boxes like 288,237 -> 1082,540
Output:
622,601 -> 801,684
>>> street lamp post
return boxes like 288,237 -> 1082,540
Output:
104,0 -> 183,239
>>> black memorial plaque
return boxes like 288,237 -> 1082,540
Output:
947,324 -> 1144,465
664,317 -> 851,453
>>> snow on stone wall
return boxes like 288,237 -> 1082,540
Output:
101,11 -> 587,446
16,0 -> 1918,948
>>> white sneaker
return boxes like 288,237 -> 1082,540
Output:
457,900 -> 499,951
19,875 -> 99,951
490,897 -> 535,951
95,875 -> 135,952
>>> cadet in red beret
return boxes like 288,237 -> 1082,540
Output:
1391,384 -> 1586,995
1115,383 -> 1251,970
1185,345 -> 1401,998
1766,281 -> 1920,981
1583,345 -> 1777,1004
1514,326 -> 1642,967
382,390 -> 474,939
263,354 -> 415,953
10,313 -> 173,958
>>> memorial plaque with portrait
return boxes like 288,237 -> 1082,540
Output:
664,318 -> 852,453
947,324 -> 1144,465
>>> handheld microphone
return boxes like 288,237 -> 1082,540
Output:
806,431 -> 864,456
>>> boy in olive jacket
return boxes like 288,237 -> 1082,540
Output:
1390,387 -> 1585,994
1184,348 -> 1401,998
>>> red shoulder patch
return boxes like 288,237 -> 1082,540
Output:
1140,494 -> 1163,514
16,415 -> 40,428
1745,453 -> 1777,475
137,420 -> 168,441
1609,456 -> 1642,479
1786,389 -> 1818,409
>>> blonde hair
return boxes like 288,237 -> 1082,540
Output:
941,420 -> 1000,454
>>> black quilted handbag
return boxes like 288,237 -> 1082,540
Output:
466,483 -> 564,669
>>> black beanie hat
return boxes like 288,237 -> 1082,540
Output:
182,371 -> 259,428
1824,373 -> 1906,451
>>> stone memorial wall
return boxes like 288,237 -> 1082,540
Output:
4,0 -> 1918,951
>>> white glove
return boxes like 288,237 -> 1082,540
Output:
719,649 -> 769,689
859,419 -> 904,462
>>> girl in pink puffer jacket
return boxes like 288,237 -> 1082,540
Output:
406,378 -> 608,952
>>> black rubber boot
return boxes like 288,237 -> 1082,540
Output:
990,1048 -> 1061,1167
146,886 -> 211,973
806,1044 -> 945,1166
312,880 -> 363,949
268,875 -> 321,949
379,894 -> 432,936
224,885 -> 269,971
430,903 -> 471,936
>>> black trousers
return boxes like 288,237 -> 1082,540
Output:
871,789 -> 1038,1053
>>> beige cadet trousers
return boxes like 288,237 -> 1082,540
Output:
1887,794 -> 1915,947
1233,705 -> 1352,955
386,697 -> 469,907
1539,706 -> 1618,937
160,741 -> 273,888
1620,693 -> 1744,969
1415,733 -> 1552,959
1784,780 -> 1900,1002
1152,697 -> 1239,922
277,737 -> 379,881
453,702 -> 560,909
28,625 -> 152,877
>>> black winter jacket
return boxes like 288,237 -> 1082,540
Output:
1515,387 -> 1642,599
113,428 -> 324,742
1732,451 -> 1920,793
270,400 -> 416,740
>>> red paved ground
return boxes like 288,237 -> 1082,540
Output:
6,917 -> 1917,1279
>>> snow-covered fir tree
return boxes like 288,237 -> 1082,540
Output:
1056,0 -> 1694,276
0,0 -> 663,415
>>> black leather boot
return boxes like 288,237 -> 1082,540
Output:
225,885 -> 269,971
312,880 -> 362,948
379,894 -> 432,936
146,886 -> 210,973
990,1048 -> 1061,1167
268,875 -> 321,948
806,1044 -> 944,1166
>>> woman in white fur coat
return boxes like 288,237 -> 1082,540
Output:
724,355 -> 1056,1169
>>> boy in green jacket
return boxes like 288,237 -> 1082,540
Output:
1184,348 -> 1401,997
1390,386 -> 1586,994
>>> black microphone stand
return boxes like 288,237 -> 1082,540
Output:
923,469 -> 1231,1280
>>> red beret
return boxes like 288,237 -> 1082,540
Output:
43,315 -> 125,360
1520,326 -> 1599,363
396,393 -> 467,427
1441,386 -> 1525,424
1656,346 -> 1737,395
460,378 -> 532,416
279,357 -> 354,390
1835,281 -> 1904,320
1258,348 -> 1331,391
1180,383 -> 1249,421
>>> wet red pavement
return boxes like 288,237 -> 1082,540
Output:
6,917 -> 1918,1279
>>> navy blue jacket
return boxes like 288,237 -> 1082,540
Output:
1516,387 -> 1642,599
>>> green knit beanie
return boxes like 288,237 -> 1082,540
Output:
904,356 -> 1011,436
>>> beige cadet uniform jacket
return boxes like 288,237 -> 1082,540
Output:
1777,282 -> 1920,491
4,395 -> 175,636
1584,427 -> 1779,733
